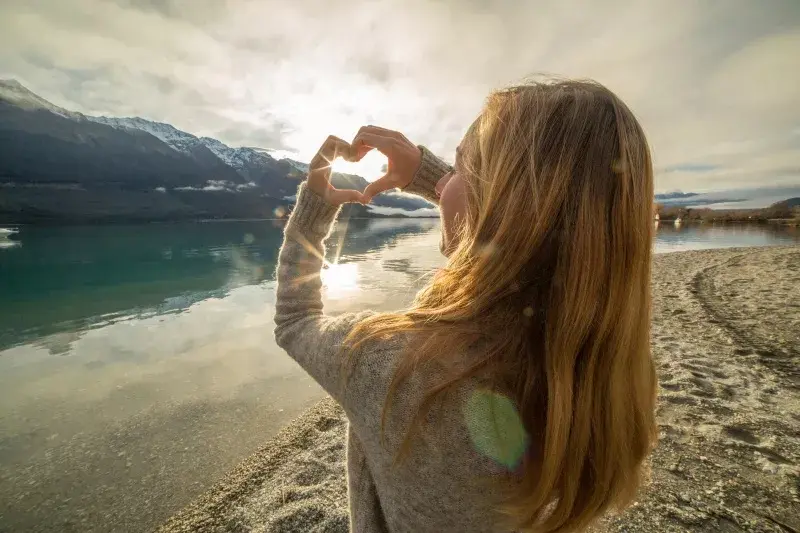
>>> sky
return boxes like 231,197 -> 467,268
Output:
0,0 -> 798,193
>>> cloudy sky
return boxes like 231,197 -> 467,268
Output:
1,0 -> 798,193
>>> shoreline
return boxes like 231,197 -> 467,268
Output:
0,215 -> 440,228
158,245 -> 800,532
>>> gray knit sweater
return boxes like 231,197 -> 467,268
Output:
275,147 -> 516,533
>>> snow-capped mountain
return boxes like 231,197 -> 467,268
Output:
88,115 -> 294,175
283,158 -> 309,173
0,79 -> 436,222
86,114 -> 403,201
90,116 -> 201,154
88,115 -> 263,168
0,79 -> 83,120
197,136 -> 269,169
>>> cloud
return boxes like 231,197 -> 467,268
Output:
664,164 -> 719,174
1,0 -> 799,193
173,180 -> 257,192
367,205 -> 440,218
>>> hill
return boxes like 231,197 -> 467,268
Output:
656,197 -> 800,224
0,80 -> 434,223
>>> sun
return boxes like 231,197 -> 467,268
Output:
330,150 -> 388,182
321,262 -> 360,297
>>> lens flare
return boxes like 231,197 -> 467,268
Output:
463,389 -> 529,470
321,262 -> 360,297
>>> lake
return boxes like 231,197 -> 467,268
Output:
0,218 -> 798,532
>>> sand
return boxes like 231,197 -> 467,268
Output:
157,246 -> 800,533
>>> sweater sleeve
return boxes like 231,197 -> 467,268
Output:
402,145 -> 454,205
274,181 -> 372,403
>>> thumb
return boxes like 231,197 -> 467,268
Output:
351,143 -> 372,162
363,174 -> 398,203
328,188 -> 366,205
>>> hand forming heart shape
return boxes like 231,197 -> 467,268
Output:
306,135 -> 365,206
307,126 -> 423,206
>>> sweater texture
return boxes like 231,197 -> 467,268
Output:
274,146 -> 516,533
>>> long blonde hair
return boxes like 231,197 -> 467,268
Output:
345,79 -> 658,532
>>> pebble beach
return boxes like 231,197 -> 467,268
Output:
157,245 -> 800,533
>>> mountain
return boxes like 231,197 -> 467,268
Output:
765,197 -> 800,217
87,117 -> 301,196
0,79 -> 82,120
0,80 -> 435,223
87,116 -> 431,210
774,197 -> 800,209
89,116 -> 202,154
654,186 -> 800,209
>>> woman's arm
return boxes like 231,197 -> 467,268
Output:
274,138 -> 371,402
401,146 -> 453,206
273,134 -> 451,402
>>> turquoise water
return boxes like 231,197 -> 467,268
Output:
0,219 -> 797,532
0,219 -> 441,350
1,220 -> 797,351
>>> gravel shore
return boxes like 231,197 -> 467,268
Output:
157,246 -> 800,533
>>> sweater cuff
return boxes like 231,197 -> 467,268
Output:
402,145 -> 452,200
286,182 -> 341,241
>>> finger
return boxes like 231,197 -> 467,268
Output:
328,188 -> 366,205
351,126 -> 407,161
362,125 -> 409,143
363,173 -> 399,202
309,147 -> 332,174
351,132 -> 398,161
352,143 -> 373,162
333,136 -> 358,162
322,135 -> 354,162
310,136 -> 353,172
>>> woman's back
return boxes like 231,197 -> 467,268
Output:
274,170 -> 526,532
275,79 -> 658,532
343,337 -> 521,531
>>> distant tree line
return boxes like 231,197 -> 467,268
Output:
654,198 -> 800,225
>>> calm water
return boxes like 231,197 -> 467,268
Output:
0,219 -> 798,532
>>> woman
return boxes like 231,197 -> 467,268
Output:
275,79 -> 658,533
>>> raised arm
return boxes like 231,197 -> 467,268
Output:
274,137 -> 371,403
274,132 -> 451,403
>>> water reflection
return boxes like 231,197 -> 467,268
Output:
0,226 -> 20,248
321,262 -> 360,297
654,222 -> 798,253
1,219 -> 797,352
0,218 -> 439,350
0,218 -> 797,532
2,219 -> 798,351
0,219 -> 447,533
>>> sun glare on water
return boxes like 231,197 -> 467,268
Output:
321,262 -> 360,297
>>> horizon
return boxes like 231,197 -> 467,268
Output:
2,75 -> 799,204
1,0 -> 799,194
4,75 -> 800,203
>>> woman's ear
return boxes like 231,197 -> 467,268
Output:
435,171 -> 453,198
438,172 -> 469,257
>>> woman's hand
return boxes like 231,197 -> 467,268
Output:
307,135 -> 366,206
351,126 -> 422,203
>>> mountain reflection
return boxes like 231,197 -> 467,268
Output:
2,218 -> 797,352
654,222 -> 799,252
0,218 -> 441,350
